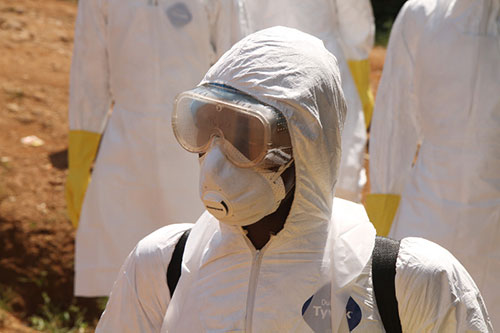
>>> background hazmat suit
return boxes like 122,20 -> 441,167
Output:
237,0 -> 375,202
96,27 -> 492,332
67,0 -> 242,296
366,0 -> 500,327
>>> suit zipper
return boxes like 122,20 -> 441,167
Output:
245,249 -> 263,333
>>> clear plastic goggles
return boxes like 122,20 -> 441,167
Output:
172,83 -> 292,168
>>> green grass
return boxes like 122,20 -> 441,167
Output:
28,293 -> 92,333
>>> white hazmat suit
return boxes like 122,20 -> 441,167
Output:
97,27 -> 492,332
68,0 -> 242,296
367,0 -> 500,327
237,0 -> 375,202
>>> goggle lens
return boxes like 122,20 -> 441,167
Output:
172,85 -> 291,168
174,98 -> 267,165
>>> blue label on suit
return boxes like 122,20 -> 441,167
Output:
346,297 -> 362,331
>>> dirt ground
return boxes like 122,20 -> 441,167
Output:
0,0 -> 386,330
0,0 -> 103,330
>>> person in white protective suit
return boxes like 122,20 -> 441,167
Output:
96,27 -> 492,332
365,0 -> 500,327
66,0 -> 243,296
237,0 -> 375,202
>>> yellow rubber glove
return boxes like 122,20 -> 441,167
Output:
65,130 -> 102,228
364,193 -> 401,236
348,59 -> 375,129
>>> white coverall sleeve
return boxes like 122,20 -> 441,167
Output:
65,0 -> 112,227
96,224 -> 193,333
335,0 -> 375,61
69,0 -> 111,133
396,238 -> 493,332
368,4 -> 420,195
335,0 -> 375,129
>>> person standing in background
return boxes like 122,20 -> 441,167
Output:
66,0 -> 243,297
366,0 -> 500,327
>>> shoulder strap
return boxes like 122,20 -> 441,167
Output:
166,228 -> 191,297
372,236 -> 402,333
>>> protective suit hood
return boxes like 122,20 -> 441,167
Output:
202,26 -> 346,231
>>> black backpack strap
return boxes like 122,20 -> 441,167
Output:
166,228 -> 191,297
372,236 -> 402,333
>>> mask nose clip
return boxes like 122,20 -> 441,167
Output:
202,191 -> 230,219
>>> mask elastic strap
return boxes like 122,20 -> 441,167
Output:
269,158 -> 294,184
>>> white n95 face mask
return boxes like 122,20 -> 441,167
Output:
199,142 -> 289,226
